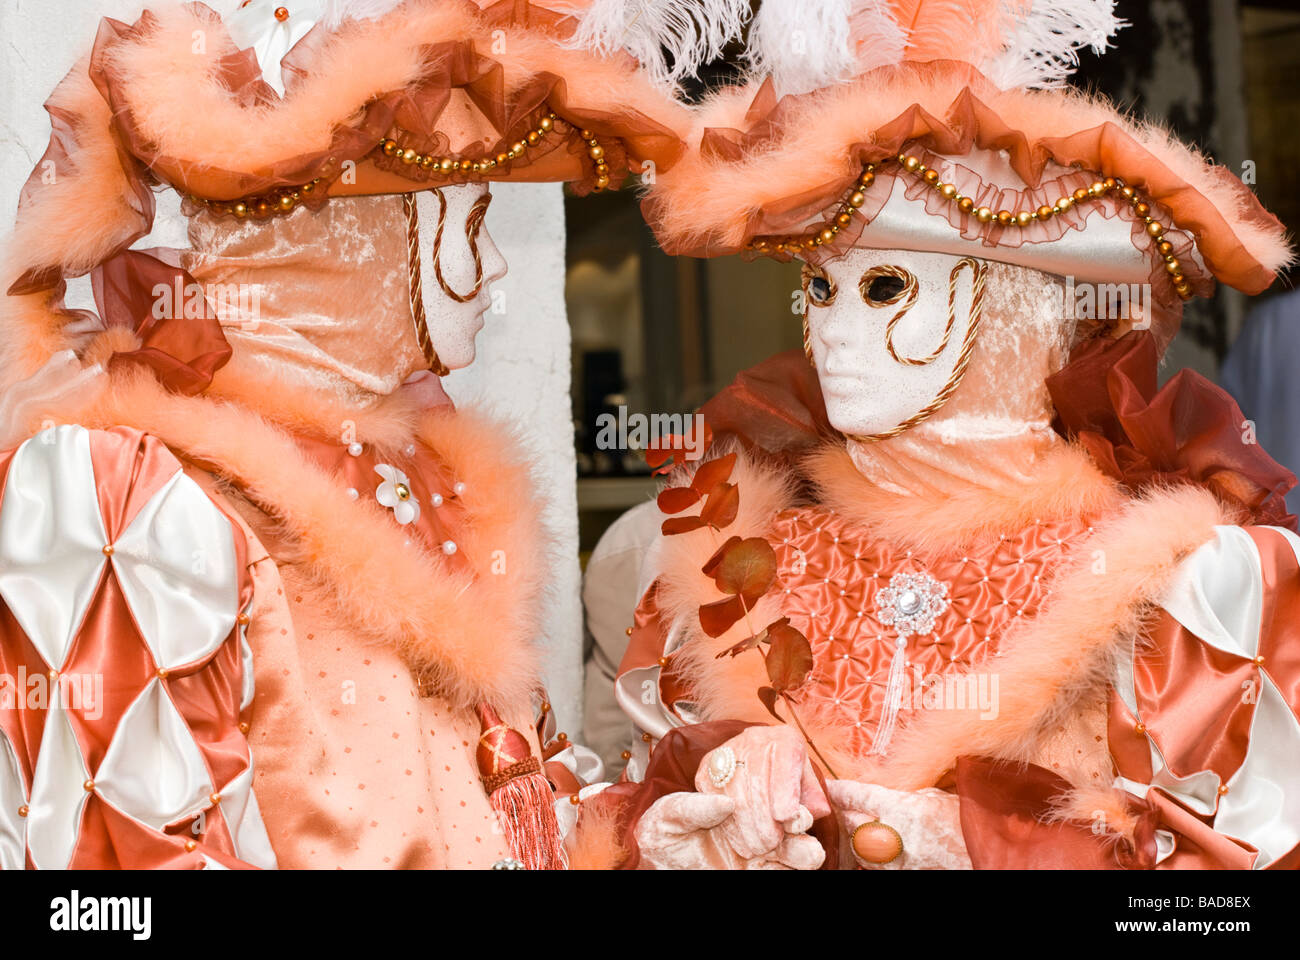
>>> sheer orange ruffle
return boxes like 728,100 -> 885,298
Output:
1047,330 -> 1298,531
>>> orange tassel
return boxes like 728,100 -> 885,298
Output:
476,702 -> 569,870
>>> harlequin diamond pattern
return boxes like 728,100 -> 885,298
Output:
769,505 -> 1094,755
0,425 -> 276,869
1111,524 -> 1300,869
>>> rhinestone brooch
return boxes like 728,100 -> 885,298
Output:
875,570 -> 949,639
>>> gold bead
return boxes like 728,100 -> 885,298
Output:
1091,180 -> 1106,194
589,145 -> 605,161
997,210 -> 1013,226
975,206 -> 993,223
496,152 -> 509,165
440,158 -> 455,173
1165,259 -> 1181,275
232,202 -> 249,219
254,200 -> 271,218
1037,205 -> 1054,221
903,156 -> 920,173
1016,211 -> 1033,227
401,148 -> 417,165
460,160 -> 473,172
527,131 -> 540,145
1073,188 -> 1089,203
580,129 -> 593,139
512,141 -> 527,156
1104,177 -> 1118,190
1056,196 -> 1073,212
836,212 -> 852,226
1146,220 -> 1165,238
1120,186 -> 1135,199
381,139 -> 399,157
278,194 -> 296,212
958,197 -> 974,213
625,626 -> 633,636
1157,240 -> 1174,256
539,116 -> 553,131
923,169 -> 939,185
300,181 -> 315,196
557,732 -> 568,742
1171,273 -> 1186,286
848,191 -> 866,209
940,183 -> 957,200
819,228 -> 835,244
860,170 -> 875,187
1134,202 -> 1151,217
418,155 -> 434,170
84,779 -> 95,792
595,176 -> 611,189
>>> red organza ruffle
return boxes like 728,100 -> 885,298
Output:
1048,330 -> 1298,530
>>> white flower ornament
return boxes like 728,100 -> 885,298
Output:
374,464 -> 421,525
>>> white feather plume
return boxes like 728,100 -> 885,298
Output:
746,0 -> 906,97
980,0 -> 1125,90
564,0 -> 753,90
323,0 -> 408,28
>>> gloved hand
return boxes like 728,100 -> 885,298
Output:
635,726 -> 829,870
827,779 -> 971,869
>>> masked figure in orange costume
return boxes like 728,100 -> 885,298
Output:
567,0 -> 1300,871
0,0 -> 702,869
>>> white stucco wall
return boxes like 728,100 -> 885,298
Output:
0,1 -> 584,731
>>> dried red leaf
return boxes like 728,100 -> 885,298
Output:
702,536 -> 744,579
699,482 -> 740,529
757,686 -> 784,722
662,516 -> 707,536
715,625 -> 769,659
645,423 -> 715,477
690,452 -> 737,496
711,537 -> 776,603
657,486 -> 701,514
766,623 -> 814,692
699,595 -> 746,637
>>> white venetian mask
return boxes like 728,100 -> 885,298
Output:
417,182 -> 509,372
801,247 -> 989,441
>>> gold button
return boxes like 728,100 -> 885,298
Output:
83,779 -> 95,792
209,792 -> 221,806
17,805 -> 28,818
184,839 -> 198,852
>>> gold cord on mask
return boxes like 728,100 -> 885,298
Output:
431,188 -> 491,303
403,192 -> 450,376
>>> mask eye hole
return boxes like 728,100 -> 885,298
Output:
801,263 -> 837,307
861,269 -> 912,305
